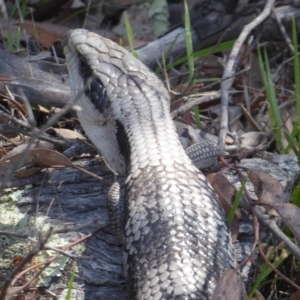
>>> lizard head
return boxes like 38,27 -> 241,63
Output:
63,29 -> 129,176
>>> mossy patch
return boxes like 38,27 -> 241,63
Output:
0,188 -> 84,286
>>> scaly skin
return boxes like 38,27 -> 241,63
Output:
63,29 -> 236,299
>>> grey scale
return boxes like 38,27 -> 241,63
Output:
63,29 -> 236,300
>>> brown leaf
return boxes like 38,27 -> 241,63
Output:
20,22 -> 67,48
208,173 -> 237,207
0,149 -> 73,182
272,203 -> 300,243
0,153 -> 29,181
249,170 -> 285,216
207,173 -> 239,242
27,149 -> 74,168
291,289 -> 300,300
14,167 -> 44,179
212,269 -> 247,300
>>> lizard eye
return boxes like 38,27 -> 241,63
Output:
78,54 -> 92,78
87,78 -> 109,113
78,54 -> 109,113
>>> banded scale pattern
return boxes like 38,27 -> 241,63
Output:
63,29 -> 236,299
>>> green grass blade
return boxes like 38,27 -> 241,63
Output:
283,126 -> 298,154
9,1 -> 18,21
184,0 -> 194,81
21,0 -> 27,19
124,11 -> 138,58
257,45 -> 283,151
183,0 -> 200,128
292,17 -> 300,163
65,268 -> 76,300
292,185 -> 300,207
16,27 -> 21,51
227,172 -> 248,225
263,47 -> 282,134
248,250 -> 287,299
6,31 -> 14,52
168,40 -> 235,69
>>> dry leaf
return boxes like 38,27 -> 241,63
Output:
240,132 -> 267,147
207,173 -> 239,242
0,148 -> 73,182
13,167 -> 44,179
291,289 -> 300,300
249,170 -> 285,216
27,149 -> 74,168
212,269 -> 247,300
20,22 -> 68,48
272,203 -> 300,243
54,128 -> 85,140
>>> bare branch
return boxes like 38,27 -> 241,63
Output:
219,0 -> 276,151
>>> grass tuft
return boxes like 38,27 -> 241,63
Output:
257,45 -> 283,151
